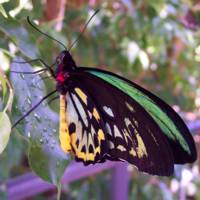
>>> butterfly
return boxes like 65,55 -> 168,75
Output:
51,49 -> 196,176
12,13 -> 197,177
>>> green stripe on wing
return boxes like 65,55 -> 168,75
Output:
88,70 -> 191,155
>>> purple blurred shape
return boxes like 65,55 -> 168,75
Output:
180,10 -> 199,31
7,161 -> 129,200
112,163 -> 129,200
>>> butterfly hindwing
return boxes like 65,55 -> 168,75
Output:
65,87 -> 107,165
68,72 -> 174,176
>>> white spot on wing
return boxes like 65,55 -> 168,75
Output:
117,145 -> 126,151
103,106 -> 114,117
88,133 -> 94,147
66,93 -> 82,141
72,94 -> 88,127
122,129 -> 132,142
109,140 -> 115,149
88,112 -> 92,119
91,125 -> 95,136
105,123 -> 112,136
124,118 -> 131,128
113,125 -> 123,138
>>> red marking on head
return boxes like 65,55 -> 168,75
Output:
56,72 -> 65,83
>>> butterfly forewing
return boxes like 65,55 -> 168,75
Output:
82,68 -> 197,164
68,72 -> 174,176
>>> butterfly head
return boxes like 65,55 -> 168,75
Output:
55,50 -> 76,83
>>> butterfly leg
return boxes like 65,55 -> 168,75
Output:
59,95 -> 71,152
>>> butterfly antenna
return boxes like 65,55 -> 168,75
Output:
27,16 -> 67,50
68,9 -> 100,51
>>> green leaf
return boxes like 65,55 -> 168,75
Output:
0,17 -> 38,58
10,58 -> 69,184
29,142 -> 69,185
0,51 -> 10,71
0,69 -> 14,112
0,112 -> 11,154
0,73 -> 7,101
0,129 -> 25,181
0,4 -> 8,18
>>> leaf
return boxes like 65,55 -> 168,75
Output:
0,4 -> 8,18
0,69 -> 14,113
10,58 -> 70,184
0,73 -> 7,101
29,142 -> 70,185
0,129 -> 25,181
0,51 -> 10,71
0,112 -> 11,154
0,17 -> 38,58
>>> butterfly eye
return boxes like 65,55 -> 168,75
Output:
56,57 -> 62,65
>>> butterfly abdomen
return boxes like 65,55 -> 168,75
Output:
59,95 -> 71,152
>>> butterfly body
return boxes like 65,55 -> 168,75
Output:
49,50 -> 197,176
56,51 -> 77,94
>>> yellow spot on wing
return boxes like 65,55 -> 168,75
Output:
71,133 -> 76,147
87,153 -> 95,160
136,133 -> 147,158
129,148 -> 137,157
125,102 -> 135,112
71,133 -> 86,161
75,88 -> 87,104
93,108 -> 100,121
95,147 -> 100,154
59,95 -> 71,152
98,129 -> 105,141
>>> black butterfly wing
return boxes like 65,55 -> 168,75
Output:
80,68 -> 197,164
68,70 -> 174,176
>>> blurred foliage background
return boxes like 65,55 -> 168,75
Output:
0,0 -> 200,199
